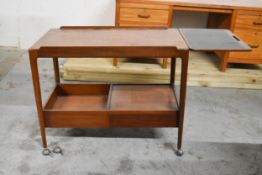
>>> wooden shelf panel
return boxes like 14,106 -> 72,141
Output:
44,84 -> 110,128
50,95 -> 108,111
44,84 -> 110,111
109,84 -> 178,111
43,84 -> 178,128
45,84 -> 178,112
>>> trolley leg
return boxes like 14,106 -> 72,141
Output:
29,51 -> 48,150
113,58 -> 118,66
53,57 -> 60,84
176,52 -> 189,156
162,58 -> 168,69
170,57 -> 176,85
220,57 -> 228,72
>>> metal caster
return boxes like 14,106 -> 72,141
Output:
175,149 -> 184,156
42,148 -> 51,156
52,146 -> 63,155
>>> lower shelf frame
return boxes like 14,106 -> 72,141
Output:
44,83 -> 179,128
29,52 -> 188,152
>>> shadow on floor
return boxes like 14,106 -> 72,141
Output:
123,58 -> 160,64
48,128 -> 161,139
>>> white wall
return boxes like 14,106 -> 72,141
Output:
0,0 -> 116,49
0,0 -> 208,49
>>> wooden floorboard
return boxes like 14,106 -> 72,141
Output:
61,52 -> 262,89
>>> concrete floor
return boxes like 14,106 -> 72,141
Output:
0,47 -> 261,175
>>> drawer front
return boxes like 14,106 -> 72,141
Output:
119,7 -> 170,27
119,2 -> 169,10
229,30 -> 262,60
235,12 -> 262,31
109,112 -> 178,128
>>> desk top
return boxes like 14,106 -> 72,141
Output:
180,29 -> 251,51
29,28 -> 189,58
119,0 -> 262,11
30,28 -> 188,51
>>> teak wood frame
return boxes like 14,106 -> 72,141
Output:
29,39 -> 189,156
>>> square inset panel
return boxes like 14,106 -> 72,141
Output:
110,85 -> 178,111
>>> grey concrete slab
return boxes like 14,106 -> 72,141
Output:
184,87 -> 262,143
0,106 -> 261,175
0,48 -> 261,175
0,47 -> 23,80
0,52 -> 55,106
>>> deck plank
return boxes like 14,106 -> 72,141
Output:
61,52 -> 262,89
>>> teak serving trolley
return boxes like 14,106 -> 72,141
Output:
29,27 -> 250,156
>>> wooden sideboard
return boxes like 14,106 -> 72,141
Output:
115,0 -> 262,71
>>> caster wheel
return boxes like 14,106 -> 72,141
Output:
53,146 -> 63,155
175,149 -> 184,157
42,148 -> 51,156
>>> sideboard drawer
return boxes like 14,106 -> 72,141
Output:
235,11 -> 262,31
118,4 -> 170,27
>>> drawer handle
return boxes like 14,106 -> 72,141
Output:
233,35 -> 240,41
138,14 -> 151,19
249,44 -> 260,48
253,21 -> 262,25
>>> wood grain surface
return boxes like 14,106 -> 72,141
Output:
110,85 -> 178,111
43,84 -> 179,128
30,28 -> 188,50
117,0 -> 262,11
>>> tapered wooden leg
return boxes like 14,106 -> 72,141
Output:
113,58 -> 118,66
220,57 -> 228,72
162,58 -> 168,69
170,57 -> 176,85
29,51 -> 47,148
53,57 -> 60,84
176,52 -> 189,156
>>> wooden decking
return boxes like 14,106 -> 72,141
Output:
61,52 -> 262,89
